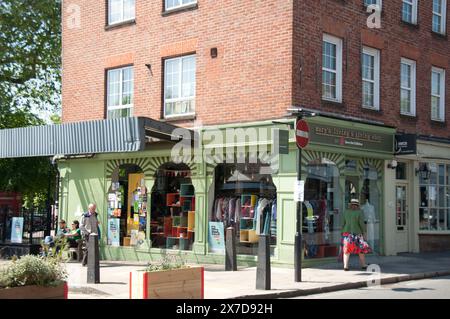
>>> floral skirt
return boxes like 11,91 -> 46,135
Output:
341,232 -> 372,255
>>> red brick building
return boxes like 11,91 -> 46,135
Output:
58,0 -> 450,262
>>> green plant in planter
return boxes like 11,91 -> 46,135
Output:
0,255 -> 67,289
145,252 -> 188,272
40,236 -> 70,263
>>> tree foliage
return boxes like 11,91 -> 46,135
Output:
0,0 -> 61,207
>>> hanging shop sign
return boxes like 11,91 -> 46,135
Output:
10,217 -> 24,244
395,133 -> 417,155
308,123 -> 394,153
208,222 -> 225,253
273,128 -> 290,154
296,120 -> 310,149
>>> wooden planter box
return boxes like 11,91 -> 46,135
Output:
130,267 -> 204,299
0,282 -> 68,299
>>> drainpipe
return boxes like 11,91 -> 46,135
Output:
50,155 -> 64,236
44,158 -> 54,238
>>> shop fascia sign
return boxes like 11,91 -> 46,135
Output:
308,123 -> 393,153
394,133 -> 417,155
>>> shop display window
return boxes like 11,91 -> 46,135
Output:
303,159 -> 382,258
107,164 -> 146,247
211,162 -> 277,256
361,166 -> 381,253
150,163 -> 195,251
419,162 -> 450,231
303,159 -> 341,259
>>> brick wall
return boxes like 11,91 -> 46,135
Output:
62,0 -> 450,140
293,0 -> 450,139
61,0 -> 292,126
419,234 -> 450,252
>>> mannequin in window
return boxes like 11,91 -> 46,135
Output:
361,198 -> 375,250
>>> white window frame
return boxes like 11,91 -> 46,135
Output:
418,162 -> 450,233
108,0 -> 135,26
432,0 -> 447,34
322,34 -> 343,103
364,0 -> 382,10
400,58 -> 417,116
107,66 -> 134,118
164,55 -> 196,119
431,67 -> 446,122
165,0 -> 197,12
362,47 -> 381,110
402,0 -> 418,24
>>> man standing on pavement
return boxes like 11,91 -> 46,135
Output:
80,203 -> 99,266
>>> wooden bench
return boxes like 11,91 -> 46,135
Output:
68,239 -> 84,262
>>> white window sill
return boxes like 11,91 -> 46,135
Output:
400,112 -> 416,117
163,113 -> 196,121
431,118 -> 445,123
106,19 -> 136,30
362,105 -> 380,111
322,97 -> 343,104
418,231 -> 450,235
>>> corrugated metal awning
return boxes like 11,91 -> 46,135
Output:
0,117 -> 191,159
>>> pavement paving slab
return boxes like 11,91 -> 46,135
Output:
2,251 -> 450,299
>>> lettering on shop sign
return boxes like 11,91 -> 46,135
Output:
309,123 -> 393,153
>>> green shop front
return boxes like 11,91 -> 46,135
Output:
0,116 -> 395,266
56,116 -> 394,266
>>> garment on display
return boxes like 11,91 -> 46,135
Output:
361,199 -> 376,250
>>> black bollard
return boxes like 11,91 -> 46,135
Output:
225,227 -> 237,271
256,234 -> 271,290
87,233 -> 100,284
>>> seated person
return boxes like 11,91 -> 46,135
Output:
64,220 -> 82,248
56,219 -> 70,238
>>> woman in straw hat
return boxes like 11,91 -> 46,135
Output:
341,199 -> 371,271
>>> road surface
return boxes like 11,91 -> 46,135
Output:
295,276 -> 450,299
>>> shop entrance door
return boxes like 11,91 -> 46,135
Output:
395,184 -> 409,253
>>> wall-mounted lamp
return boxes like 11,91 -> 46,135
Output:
416,163 -> 431,180
387,160 -> 398,169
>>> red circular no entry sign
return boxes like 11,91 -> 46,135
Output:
296,119 -> 309,149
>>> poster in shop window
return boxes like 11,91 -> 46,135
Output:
11,217 -> 24,244
107,218 -> 120,247
208,222 -> 225,253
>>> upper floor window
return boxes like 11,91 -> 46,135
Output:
402,0 -> 418,24
400,58 -> 416,116
108,0 -> 135,25
362,47 -> 381,110
431,67 -> 446,122
165,0 -> 197,11
164,55 -> 196,118
364,0 -> 382,9
322,34 -> 343,103
432,0 -> 447,34
107,66 -> 134,119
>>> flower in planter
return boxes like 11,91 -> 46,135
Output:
145,252 -> 189,272
0,255 -> 67,289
